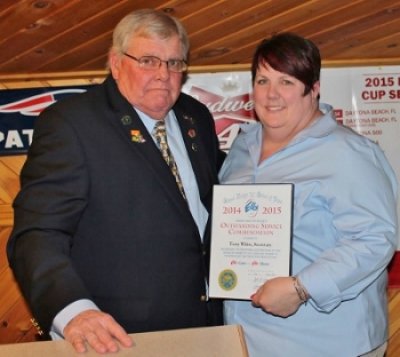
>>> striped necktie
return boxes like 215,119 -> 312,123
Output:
153,121 -> 186,200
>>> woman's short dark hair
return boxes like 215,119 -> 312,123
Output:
251,32 -> 321,96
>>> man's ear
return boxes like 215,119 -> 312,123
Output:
109,50 -> 121,80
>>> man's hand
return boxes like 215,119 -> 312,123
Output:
251,277 -> 304,317
63,309 -> 133,354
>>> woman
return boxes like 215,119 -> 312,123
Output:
220,33 -> 398,357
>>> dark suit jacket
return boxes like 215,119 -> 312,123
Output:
7,75 -> 224,336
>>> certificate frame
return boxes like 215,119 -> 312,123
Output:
209,183 -> 294,300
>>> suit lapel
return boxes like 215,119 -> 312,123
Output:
173,106 -> 213,208
104,76 -> 190,213
103,75 -> 214,222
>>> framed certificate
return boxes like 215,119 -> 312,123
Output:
209,184 -> 293,300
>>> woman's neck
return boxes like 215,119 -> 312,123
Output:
258,107 -> 323,164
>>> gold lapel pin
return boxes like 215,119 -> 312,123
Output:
131,130 -> 146,143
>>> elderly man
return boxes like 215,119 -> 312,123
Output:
8,8 -> 224,354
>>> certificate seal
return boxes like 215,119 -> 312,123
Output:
218,269 -> 237,291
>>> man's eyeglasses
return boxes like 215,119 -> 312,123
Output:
123,53 -> 187,73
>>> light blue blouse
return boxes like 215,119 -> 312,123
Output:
220,104 -> 398,357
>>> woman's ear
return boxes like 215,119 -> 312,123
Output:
311,81 -> 320,100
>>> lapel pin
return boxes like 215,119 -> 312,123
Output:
188,129 -> 196,138
131,130 -> 146,143
183,114 -> 195,124
121,115 -> 132,125
191,143 -> 198,152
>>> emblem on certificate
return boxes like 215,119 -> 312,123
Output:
209,184 -> 294,300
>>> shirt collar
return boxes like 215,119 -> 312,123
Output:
133,107 -> 173,133
295,103 -> 336,138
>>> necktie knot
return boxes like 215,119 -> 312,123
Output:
153,121 -> 169,160
153,120 -> 166,137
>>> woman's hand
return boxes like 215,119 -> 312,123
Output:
250,276 -> 305,317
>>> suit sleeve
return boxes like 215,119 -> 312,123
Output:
7,106 -> 92,335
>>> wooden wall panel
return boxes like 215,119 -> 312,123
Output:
0,155 -> 39,343
0,156 -> 25,227
0,0 -> 399,73
0,152 -> 36,341
388,289 -> 400,356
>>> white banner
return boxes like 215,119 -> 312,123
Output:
183,72 -> 256,151
183,66 -> 400,247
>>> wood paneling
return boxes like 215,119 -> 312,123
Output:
0,153 -> 39,343
0,154 -> 35,343
0,156 -> 26,227
388,289 -> 400,356
0,0 -> 399,76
